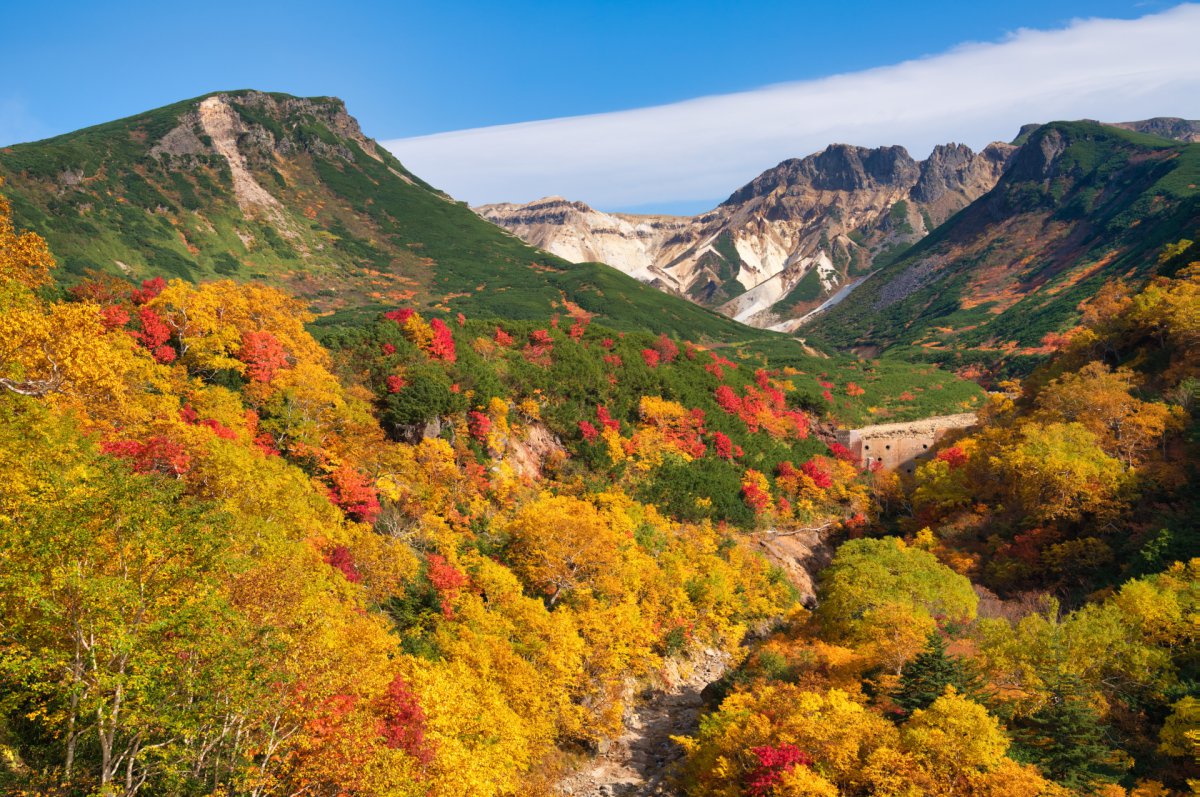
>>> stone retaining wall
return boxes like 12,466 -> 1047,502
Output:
836,412 -> 977,473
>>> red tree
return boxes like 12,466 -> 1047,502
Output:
101,436 -> 191,477
324,545 -> 363,583
745,743 -> 813,797
377,674 -> 434,765
238,330 -> 289,382
329,465 -> 381,525
135,307 -> 175,363
467,410 -> 491,442
578,420 -> 599,442
427,318 -> 456,362
426,554 -> 468,619
130,276 -> 166,305
713,431 -> 734,460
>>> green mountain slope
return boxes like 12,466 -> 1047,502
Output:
804,121 -> 1200,373
0,90 -> 755,341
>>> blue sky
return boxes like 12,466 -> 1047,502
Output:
2,1 -> 1196,212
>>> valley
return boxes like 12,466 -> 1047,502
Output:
0,85 -> 1197,797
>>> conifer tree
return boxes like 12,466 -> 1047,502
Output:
1011,672 -> 1124,789
893,631 -> 982,716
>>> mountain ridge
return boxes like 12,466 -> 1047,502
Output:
478,139 -> 1016,330
805,119 -> 1200,373
476,117 -> 1199,339
0,89 -> 765,342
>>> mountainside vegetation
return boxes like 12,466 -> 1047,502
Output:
0,90 -> 762,341
0,93 -> 1197,797
676,257 -> 1200,797
0,180 -> 980,795
806,122 -> 1200,379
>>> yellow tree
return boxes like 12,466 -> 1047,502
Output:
0,178 -> 54,289
505,495 -> 628,607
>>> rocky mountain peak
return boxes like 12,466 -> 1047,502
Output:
149,91 -> 382,167
910,141 -> 1015,214
723,144 -> 920,205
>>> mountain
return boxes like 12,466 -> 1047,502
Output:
1110,117 -> 1200,143
804,120 -> 1200,372
0,90 -> 760,341
478,142 -> 1015,329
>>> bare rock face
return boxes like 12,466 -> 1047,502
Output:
477,140 -> 1013,331
476,198 -> 688,283
1108,117 -> 1200,143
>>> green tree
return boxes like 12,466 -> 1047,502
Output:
816,538 -> 978,672
894,632 -> 983,716
1010,672 -> 1125,789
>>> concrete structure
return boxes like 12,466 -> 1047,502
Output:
836,413 -> 977,474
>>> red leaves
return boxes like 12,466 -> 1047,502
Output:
715,385 -> 742,415
467,410 -> 491,442
706,353 -> 738,380
384,308 -> 415,325
600,337 -> 615,350
603,353 -> 623,369
494,327 -> 514,346
386,375 -> 407,394
135,307 -> 175,363
755,368 -> 771,389
716,383 -> 809,439
579,420 -> 599,442
741,471 -> 771,514
426,553 -> 468,619
714,431 -> 734,460
596,406 -> 620,432
800,459 -> 833,489
100,305 -> 130,331
745,743 -> 813,797
381,342 -> 397,355
329,465 -> 381,525
936,446 -> 968,470
130,276 -> 166,305
846,381 -> 866,397
377,674 -> 433,765
641,348 -> 661,368
255,433 -> 280,457
427,318 -> 456,362
238,330 -> 289,383
653,333 -> 679,363
568,317 -> 589,341
325,545 -> 363,583
101,436 -> 191,477
829,441 -> 857,464
524,329 -> 554,365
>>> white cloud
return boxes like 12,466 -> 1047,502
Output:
384,4 -> 1200,211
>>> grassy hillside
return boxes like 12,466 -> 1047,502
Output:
805,121 -> 1200,375
0,90 -> 983,420
0,90 -> 758,342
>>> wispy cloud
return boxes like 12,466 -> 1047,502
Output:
384,4 -> 1200,212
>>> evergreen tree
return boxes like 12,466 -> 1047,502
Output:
894,631 -> 982,716
1011,672 -> 1124,789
